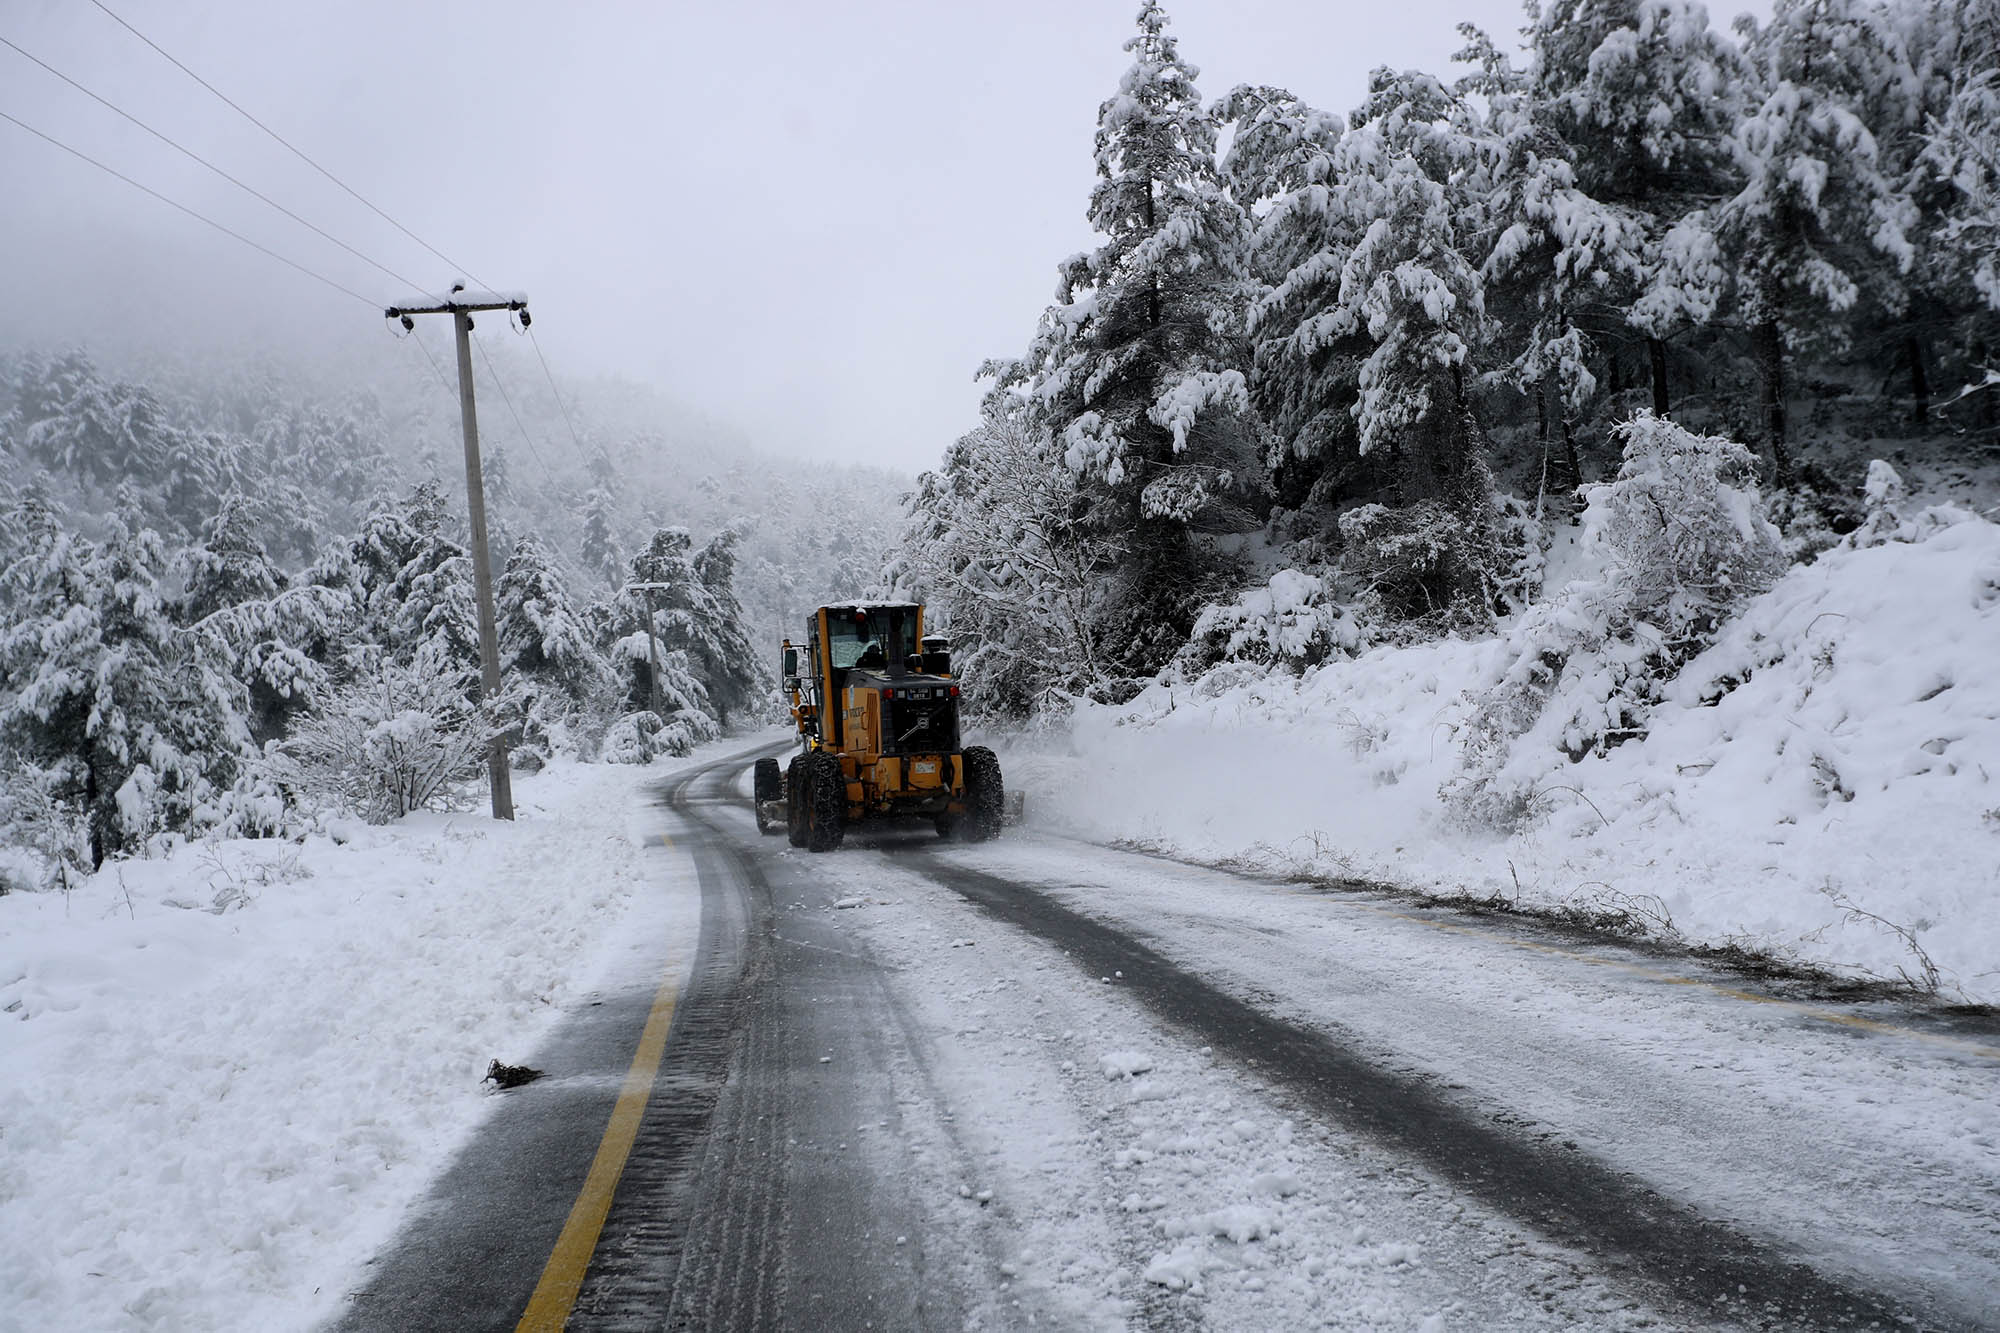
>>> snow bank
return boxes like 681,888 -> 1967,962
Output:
1015,513 -> 2000,1000
0,749 -> 712,1333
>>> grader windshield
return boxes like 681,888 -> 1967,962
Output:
825,605 -> 917,671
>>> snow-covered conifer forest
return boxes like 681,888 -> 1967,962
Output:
0,343 -> 898,875
898,0 -> 2000,995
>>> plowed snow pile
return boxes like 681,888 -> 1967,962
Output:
1019,513 -> 2000,1001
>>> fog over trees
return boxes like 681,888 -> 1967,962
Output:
0,343 -> 896,875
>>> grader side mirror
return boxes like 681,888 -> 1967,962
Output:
782,645 -> 798,681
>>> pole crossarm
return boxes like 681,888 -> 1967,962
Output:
385,293 -> 528,318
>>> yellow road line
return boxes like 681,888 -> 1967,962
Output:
515,841 -> 682,1331
1287,890 -> 2000,1061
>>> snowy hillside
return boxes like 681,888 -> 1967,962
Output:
1012,476 -> 2000,1002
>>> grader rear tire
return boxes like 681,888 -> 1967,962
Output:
753,756 -> 782,835
961,746 -> 1003,842
805,751 -> 846,853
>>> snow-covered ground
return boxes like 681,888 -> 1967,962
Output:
1006,506 -> 2000,1003
0,743 -> 729,1333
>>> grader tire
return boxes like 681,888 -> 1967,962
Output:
785,757 -> 808,848
805,751 -> 846,853
961,746 -> 1004,842
753,757 -> 782,836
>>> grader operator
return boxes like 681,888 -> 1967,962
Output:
752,602 -> 1003,852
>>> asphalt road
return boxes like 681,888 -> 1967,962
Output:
333,746 -> 983,1332
331,744 -> 1998,1332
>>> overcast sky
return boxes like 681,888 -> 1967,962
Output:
0,0 -> 1771,473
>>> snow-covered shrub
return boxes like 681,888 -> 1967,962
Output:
1586,414 -> 1785,655
1849,459 -> 1981,549
601,639 -> 717,764
268,645 -> 492,823
1764,460 -> 1865,563
598,705 -> 718,766
1182,569 -> 1363,673
189,772 -> 297,842
1337,495 -> 1503,637
1447,415 -> 1784,829
0,760 -> 89,885
0,844 -> 50,895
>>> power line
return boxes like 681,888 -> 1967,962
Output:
0,106 -> 377,309
407,327 -> 458,400
527,327 -> 587,453
86,0 -> 490,288
82,0 -> 605,467
0,34 -> 424,293
472,331 -> 559,485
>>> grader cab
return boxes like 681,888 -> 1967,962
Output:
753,602 -> 1004,851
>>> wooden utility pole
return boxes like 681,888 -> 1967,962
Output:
629,580 -> 673,718
385,284 -> 528,821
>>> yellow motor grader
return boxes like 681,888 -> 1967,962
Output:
753,602 -> 1004,852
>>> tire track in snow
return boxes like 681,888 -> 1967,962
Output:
569,756 -> 768,1328
902,853 -> 1975,1333
588,752 -> 989,1330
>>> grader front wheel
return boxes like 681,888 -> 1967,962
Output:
785,757 -> 808,848
805,751 -> 845,853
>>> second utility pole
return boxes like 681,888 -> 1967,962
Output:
386,283 -> 528,821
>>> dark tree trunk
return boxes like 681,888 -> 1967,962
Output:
1560,414 -> 1582,495
84,753 -> 104,869
1906,334 -> 1929,428
1537,377 -> 1582,498
1649,336 -> 1670,417
1754,318 -> 1791,480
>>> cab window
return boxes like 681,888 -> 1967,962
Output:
825,607 -> 914,670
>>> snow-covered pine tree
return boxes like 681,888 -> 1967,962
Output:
348,481 -> 481,673
175,491 -> 286,624
1214,84 -> 1360,501
1337,74 -> 1487,485
1529,0 -> 1749,417
10,350 -> 175,493
689,525 -> 768,725
497,532 -> 613,703
612,528 -> 733,729
171,490 -> 347,744
579,484 -> 624,592
1312,68 -> 1514,625
1722,0 -> 1920,468
0,499 -> 249,864
1919,0 -> 2000,424
1459,25 -> 1647,502
986,0 -> 1261,678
